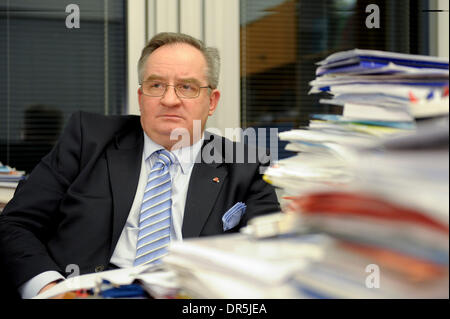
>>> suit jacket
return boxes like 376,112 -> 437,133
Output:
0,111 -> 280,289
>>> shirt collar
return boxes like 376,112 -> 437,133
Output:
143,132 -> 204,174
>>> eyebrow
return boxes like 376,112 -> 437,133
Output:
177,78 -> 202,85
144,75 -> 202,85
144,74 -> 165,82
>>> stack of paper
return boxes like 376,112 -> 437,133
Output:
283,193 -> 448,298
351,118 -> 449,221
164,205 -> 448,298
276,116 -> 449,298
0,162 -> 25,182
259,50 -> 449,298
264,50 -> 449,197
164,233 -> 333,299
310,49 -> 449,123
262,119 -> 411,196
0,162 -> 25,211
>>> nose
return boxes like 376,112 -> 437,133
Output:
160,85 -> 181,107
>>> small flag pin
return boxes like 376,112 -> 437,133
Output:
409,91 -> 418,103
212,177 -> 220,183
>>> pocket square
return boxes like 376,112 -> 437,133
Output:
222,202 -> 247,231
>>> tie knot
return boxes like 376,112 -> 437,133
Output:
157,149 -> 175,167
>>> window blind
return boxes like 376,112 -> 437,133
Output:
240,0 -> 430,159
0,0 -> 126,173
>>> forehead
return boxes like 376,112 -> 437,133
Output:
144,43 -> 207,80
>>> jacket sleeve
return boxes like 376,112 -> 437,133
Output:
0,111 -> 83,288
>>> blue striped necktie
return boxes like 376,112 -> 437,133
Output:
134,149 -> 175,266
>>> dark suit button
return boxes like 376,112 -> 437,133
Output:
95,265 -> 105,272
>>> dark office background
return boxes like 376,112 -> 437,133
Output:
240,0 -> 432,159
0,0 -> 126,173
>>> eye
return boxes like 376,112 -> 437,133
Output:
150,81 -> 164,89
180,83 -> 194,91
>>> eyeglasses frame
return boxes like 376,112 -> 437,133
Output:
139,81 -> 212,99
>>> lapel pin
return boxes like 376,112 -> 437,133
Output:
212,177 -> 220,183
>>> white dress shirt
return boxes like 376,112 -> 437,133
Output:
109,132 -> 203,268
19,131 -> 204,298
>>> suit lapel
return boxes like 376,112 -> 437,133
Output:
107,126 -> 144,257
182,134 -> 228,238
182,162 -> 227,238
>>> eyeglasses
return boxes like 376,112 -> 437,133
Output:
140,80 -> 211,99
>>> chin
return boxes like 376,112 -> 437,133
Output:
157,124 -> 190,136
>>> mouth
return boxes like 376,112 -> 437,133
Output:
158,114 -> 184,119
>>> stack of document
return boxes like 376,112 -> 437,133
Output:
262,119 -> 409,196
273,117 -> 449,298
164,232 -> 334,299
0,162 -> 25,211
264,49 -> 449,196
164,206 -> 448,298
349,118 -> 449,222
259,50 -> 449,298
0,162 -> 25,183
310,49 -> 449,122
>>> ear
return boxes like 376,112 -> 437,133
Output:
208,89 -> 220,116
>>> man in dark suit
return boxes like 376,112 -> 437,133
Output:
0,32 -> 279,298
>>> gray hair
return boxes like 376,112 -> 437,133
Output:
138,32 -> 220,89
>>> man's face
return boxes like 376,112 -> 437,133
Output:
138,43 -> 220,149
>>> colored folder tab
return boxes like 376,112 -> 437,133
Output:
316,49 -> 449,69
